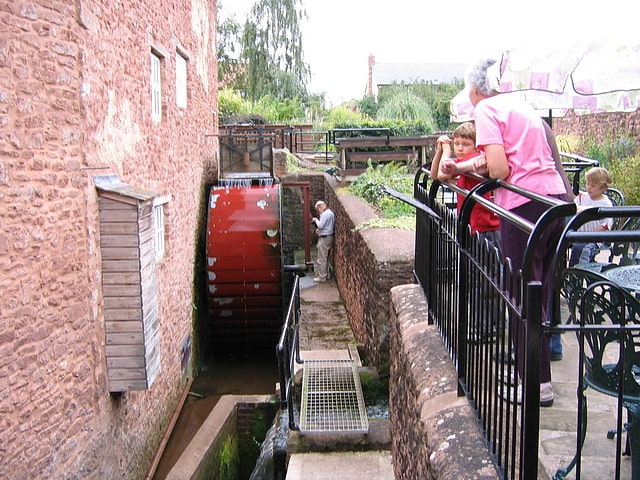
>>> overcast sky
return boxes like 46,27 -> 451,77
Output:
219,0 -> 639,106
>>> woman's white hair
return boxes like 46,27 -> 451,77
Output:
465,58 -> 499,96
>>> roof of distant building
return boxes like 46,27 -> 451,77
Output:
373,62 -> 467,86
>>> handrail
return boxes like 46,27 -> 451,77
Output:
381,184 -> 440,220
276,274 -> 303,430
559,151 -> 600,166
409,163 -> 640,479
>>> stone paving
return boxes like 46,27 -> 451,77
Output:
539,329 -> 633,479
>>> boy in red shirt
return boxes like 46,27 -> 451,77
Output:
431,122 -> 501,245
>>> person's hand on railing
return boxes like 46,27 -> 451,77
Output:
472,155 -> 489,176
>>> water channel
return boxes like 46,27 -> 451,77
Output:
152,354 -> 279,479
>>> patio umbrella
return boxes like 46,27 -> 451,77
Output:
450,39 -> 640,122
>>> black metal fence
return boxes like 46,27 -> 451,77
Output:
410,164 -> 640,480
276,274 -> 303,431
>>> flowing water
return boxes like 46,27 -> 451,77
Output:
152,354 -> 279,479
249,409 -> 290,480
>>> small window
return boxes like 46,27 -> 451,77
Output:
153,195 -> 169,261
151,52 -> 162,121
176,52 -> 187,109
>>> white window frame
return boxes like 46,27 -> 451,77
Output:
151,52 -> 162,122
176,52 -> 187,109
153,195 -> 170,261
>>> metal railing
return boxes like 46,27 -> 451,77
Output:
276,274 -> 303,431
291,130 -> 331,161
329,127 -> 391,145
404,165 -> 640,479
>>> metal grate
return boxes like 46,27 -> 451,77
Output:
299,359 -> 369,433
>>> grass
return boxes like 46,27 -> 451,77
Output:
346,161 -> 416,230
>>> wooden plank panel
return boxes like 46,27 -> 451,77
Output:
106,321 -> 143,333
141,268 -> 157,289
106,332 -> 144,345
144,323 -> 160,350
108,368 -> 147,381
107,356 -> 146,369
141,283 -> 158,306
109,379 -> 149,392
103,284 -> 142,297
102,271 -> 141,285
139,226 -> 154,244
99,194 -> 139,207
104,296 -> 142,309
102,259 -> 141,272
138,215 -> 153,231
146,351 -> 161,385
99,209 -> 139,223
142,302 -> 158,322
99,222 -> 139,235
106,344 -> 145,357
100,234 -> 140,248
101,247 -> 140,260
104,308 -> 141,321
139,203 -> 153,217
140,238 -> 156,266
140,262 -> 155,282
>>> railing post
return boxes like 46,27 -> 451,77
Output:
522,280 -> 542,480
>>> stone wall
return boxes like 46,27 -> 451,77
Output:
389,284 -> 498,479
283,171 -> 415,374
0,1 -> 218,478
554,110 -> 640,148
327,185 -> 415,375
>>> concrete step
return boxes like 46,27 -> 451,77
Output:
285,451 -> 394,480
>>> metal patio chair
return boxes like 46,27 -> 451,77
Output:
555,272 -> 640,479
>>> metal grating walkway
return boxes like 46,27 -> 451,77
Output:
299,359 -> 369,433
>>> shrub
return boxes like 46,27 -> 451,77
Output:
218,88 -> 250,124
576,132 -> 637,168
348,161 -> 415,224
253,94 -> 306,123
608,154 -> 640,206
555,134 -> 581,153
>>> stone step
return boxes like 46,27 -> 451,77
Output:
285,451 -> 394,480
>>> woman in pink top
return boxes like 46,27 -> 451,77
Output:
443,58 -> 569,407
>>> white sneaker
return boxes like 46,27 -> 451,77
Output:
498,368 -> 519,385
500,382 -> 554,407
500,383 -> 522,404
313,276 -> 326,283
540,382 -> 554,407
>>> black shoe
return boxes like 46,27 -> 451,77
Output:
550,352 -> 563,361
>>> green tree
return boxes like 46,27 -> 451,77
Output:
217,14 -> 242,89
241,0 -> 310,102
357,95 -> 379,119
376,84 -> 434,125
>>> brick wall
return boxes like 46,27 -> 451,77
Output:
0,1 -> 218,478
554,110 -> 640,148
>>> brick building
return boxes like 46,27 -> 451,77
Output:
0,1 -> 219,478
